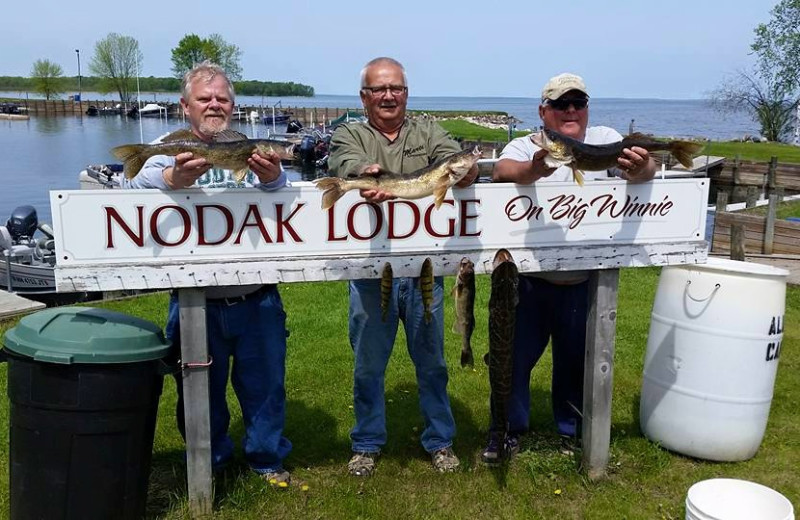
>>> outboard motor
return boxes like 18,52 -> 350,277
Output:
286,119 -> 303,134
299,134 -> 317,163
7,205 -> 38,242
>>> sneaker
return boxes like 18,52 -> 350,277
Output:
431,447 -> 460,473
348,451 -> 379,477
481,433 -> 519,465
559,434 -> 580,456
260,469 -> 291,489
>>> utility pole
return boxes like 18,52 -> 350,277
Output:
75,49 -> 82,101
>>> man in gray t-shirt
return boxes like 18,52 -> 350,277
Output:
482,73 -> 655,464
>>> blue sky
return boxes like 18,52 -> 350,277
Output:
2,0 -> 773,99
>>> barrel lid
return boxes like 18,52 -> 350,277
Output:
681,257 -> 789,278
3,306 -> 171,364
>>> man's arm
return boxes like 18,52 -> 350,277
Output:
328,126 -> 373,178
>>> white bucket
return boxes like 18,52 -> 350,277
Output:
640,257 -> 788,461
685,478 -> 794,520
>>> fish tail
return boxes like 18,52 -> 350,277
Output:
380,262 -> 393,322
111,144 -> 149,179
572,168 -> 585,187
314,177 -> 346,210
670,141 -> 704,169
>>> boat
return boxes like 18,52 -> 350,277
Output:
86,104 -> 123,116
261,111 -> 291,125
127,103 -> 168,119
0,206 -> 56,296
79,163 -> 124,189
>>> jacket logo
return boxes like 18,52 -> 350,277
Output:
403,145 -> 424,157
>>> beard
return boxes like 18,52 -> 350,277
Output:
198,114 -> 229,136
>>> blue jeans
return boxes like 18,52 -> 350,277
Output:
166,286 -> 292,473
349,276 -> 456,454
504,277 -> 589,437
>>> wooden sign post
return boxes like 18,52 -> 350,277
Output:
51,178 -> 709,513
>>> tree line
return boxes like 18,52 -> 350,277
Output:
17,32 -> 314,103
0,75 -> 314,98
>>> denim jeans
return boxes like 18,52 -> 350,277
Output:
348,276 -> 456,454
504,277 -> 589,437
166,286 -> 292,473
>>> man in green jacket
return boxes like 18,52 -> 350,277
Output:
328,57 -> 477,477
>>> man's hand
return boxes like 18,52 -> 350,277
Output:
618,146 -> 656,183
358,163 -> 396,203
455,164 -> 479,188
163,152 -> 212,189
248,150 -> 282,184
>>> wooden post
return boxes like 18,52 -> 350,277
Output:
178,288 -> 213,518
732,155 -> 741,186
582,268 -> 619,481
715,190 -> 728,213
745,186 -> 758,208
764,193 -> 778,254
767,156 -> 778,193
731,224 -> 746,261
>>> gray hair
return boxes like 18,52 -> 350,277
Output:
360,57 -> 407,88
181,60 -> 235,102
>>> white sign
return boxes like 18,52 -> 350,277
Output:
51,179 -> 709,291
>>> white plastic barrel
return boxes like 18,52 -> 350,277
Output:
640,257 -> 788,461
685,478 -> 794,520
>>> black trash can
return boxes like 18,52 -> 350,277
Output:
3,306 -> 171,520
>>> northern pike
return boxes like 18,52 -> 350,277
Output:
111,129 -> 296,182
451,257 -> 476,368
531,128 -> 703,186
380,262 -> 393,322
487,249 -> 519,460
315,146 -> 481,210
420,257 -> 434,324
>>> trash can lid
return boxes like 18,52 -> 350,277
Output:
3,306 -> 171,364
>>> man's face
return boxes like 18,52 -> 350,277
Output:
360,63 -> 408,128
538,90 -> 589,140
181,74 -> 233,139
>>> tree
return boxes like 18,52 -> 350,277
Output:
89,33 -> 143,104
30,59 -> 64,100
712,0 -> 799,142
171,34 -> 243,81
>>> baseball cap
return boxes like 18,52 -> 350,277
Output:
541,73 -> 589,102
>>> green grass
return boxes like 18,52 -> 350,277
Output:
1,269 -> 798,519
743,199 -> 800,219
440,120 -> 800,164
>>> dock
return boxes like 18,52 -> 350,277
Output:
0,290 -> 45,321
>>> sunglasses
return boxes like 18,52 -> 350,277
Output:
547,98 -> 588,111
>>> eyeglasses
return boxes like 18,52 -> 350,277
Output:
361,85 -> 408,96
546,98 -> 588,111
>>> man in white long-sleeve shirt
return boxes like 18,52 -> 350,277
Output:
125,61 -> 294,487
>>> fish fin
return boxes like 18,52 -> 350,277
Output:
671,141 -> 705,169
573,168 -> 585,187
161,129 -> 199,142
433,179 -> 449,209
314,177 -> 345,210
213,129 -> 249,142
111,144 -> 149,179
233,167 -> 249,183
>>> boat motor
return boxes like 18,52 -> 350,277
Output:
286,119 -> 303,134
7,205 -> 38,242
299,134 -> 317,163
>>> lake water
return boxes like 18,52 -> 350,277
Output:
0,92 -> 762,226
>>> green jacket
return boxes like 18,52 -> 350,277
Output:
328,119 -> 462,177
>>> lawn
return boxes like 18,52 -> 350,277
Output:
0,268 -> 797,519
440,120 -> 800,165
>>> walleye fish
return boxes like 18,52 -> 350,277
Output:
315,146 -> 482,210
487,249 -> 519,459
112,129 -> 296,182
531,128 -> 704,186
451,257 -> 476,368
420,257 -> 434,324
381,262 -> 393,322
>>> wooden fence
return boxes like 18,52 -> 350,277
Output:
707,156 -> 800,202
712,210 -> 800,255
